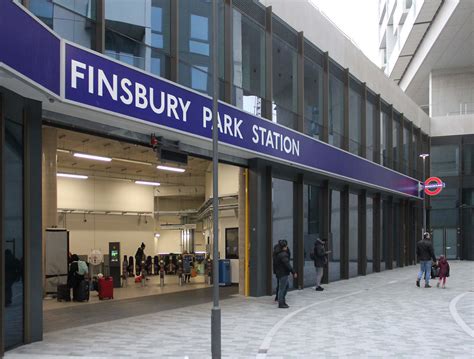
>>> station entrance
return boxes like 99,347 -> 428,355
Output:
42,126 -> 245,320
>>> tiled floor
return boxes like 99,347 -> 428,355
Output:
43,275 -> 210,311
6,261 -> 474,358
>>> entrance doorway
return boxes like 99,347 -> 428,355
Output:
432,228 -> 458,259
41,126 -> 245,330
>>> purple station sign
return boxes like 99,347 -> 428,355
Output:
1,0 -> 422,198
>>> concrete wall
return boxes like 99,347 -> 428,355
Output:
205,163 -> 240,199
430,67 -> 474,117
259,0 -> 431,133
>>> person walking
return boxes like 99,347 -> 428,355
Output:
274,240 -> 297,309
313,238 -> 327,292
436,255 -> 450,289
416,232 -> 437,288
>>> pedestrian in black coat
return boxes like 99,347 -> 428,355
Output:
274,241 -> 297,309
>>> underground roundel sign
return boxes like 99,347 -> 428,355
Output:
424,177 -> 445,196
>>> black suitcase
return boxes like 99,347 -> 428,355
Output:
73,280 -> 90,302
57,284 -> 71,302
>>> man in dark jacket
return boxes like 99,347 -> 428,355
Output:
416,232 -> 437,288
274,240 -> 297,308
313,238 -> 327,291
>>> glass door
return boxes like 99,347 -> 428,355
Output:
432,228 -> 444,257
432,228 -> 458,259
445,228 -> 458,259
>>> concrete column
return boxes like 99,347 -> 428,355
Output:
42,127 -> 58,293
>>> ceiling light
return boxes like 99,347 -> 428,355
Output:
112,157 -> 153,166
74,152 -> 112,162
57,149 -> 71,154
135,180 -> 161,186
57,173 -> 88,179
157,165 -> 186,173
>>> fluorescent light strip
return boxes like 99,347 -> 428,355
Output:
112,157 -> 153,166
57,173 -> 88,179
135,180 -> 161,186
74,152 -> 112,162
157,165 -> 185,173
57,149 -> 71,154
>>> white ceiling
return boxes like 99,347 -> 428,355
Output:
55,127 -> 210,187
404,0 -> 474,107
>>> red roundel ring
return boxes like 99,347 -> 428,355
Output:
424,177 -> 443,196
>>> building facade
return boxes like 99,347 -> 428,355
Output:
0,0 -> 441,353
379,0 -> 474,260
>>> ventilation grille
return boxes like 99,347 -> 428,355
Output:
233,0 -> 266,26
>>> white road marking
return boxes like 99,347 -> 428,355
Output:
449,292 -> 474,338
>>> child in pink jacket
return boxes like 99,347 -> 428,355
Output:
437,255 -> 450,289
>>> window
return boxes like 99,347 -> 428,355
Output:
403,124 -> 409,174
463,144 -> 474,175
179,0 -> 224,96
349,193 -> 358,278
272,178 -> 294,291
303,184 -> 321,287
304,52 -> 323,140
431,145 -> 460,177
366,197 -> 374,274
329,190 -> 341,281
349,80 -> 362,155
366,98 -> 376,161
381,106 -> 390,167
393,115 -> 400,170
329,63 -> 345,148
150,0 -> 171,78
233,9 -> 266,116
272,33 -> 298,130
225,228 -> 239,259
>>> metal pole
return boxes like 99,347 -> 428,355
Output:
422,156 -> 426,234
211,0 -> 221,357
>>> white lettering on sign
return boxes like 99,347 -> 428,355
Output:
69,58 -> 301,159
70,59 -> 191,123
202,106 -> 243,140
251,124 -> 300,157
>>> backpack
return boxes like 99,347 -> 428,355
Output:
77,260 -> 88,276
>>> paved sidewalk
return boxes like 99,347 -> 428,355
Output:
6,261 -> 474,358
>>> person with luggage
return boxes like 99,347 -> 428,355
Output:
436,255 -> 450,289
183,252 -> 193,283
68,254 -> 89,301
135,242 -> 146,276
274,240 -> 297,309
416,232 -> 437,288
313,238 -> 328,292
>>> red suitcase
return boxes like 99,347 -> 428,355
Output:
98,277 -> 114,300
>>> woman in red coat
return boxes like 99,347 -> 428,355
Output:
437,255 -> 450,289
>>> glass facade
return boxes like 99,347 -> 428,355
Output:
272,178 -> 294,291
30,0 -> 96,48
349,193 -> 358,278
381,106 -> 390,167
431,144 -> 460,177
402,124 -> 409,175
366,97 -> 376,162
329,63 -> 345,148
178,0 -> 224,96
366,197 -> 374,274
233,9 -> 266,116
393,114 -> 400,170
349,79 -> 362,155
303,184 -> 321,287
4,118 -> 24,350
304,42 -> 323,140
272,25 -> 298,130
329,190 -> 341,282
